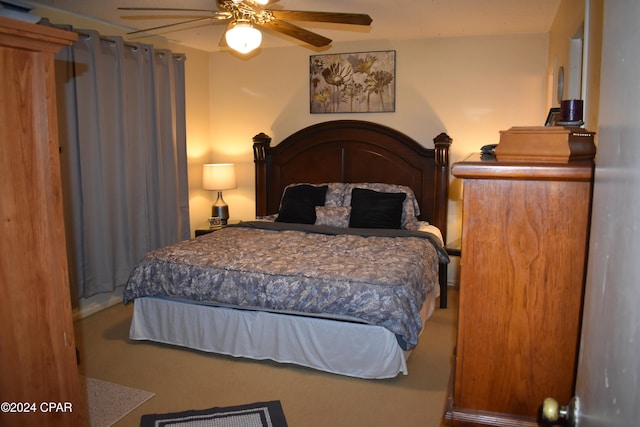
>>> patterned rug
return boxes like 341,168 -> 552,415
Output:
140,400 -> 288,427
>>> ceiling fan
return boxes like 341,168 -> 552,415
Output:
118,0 -> 373,54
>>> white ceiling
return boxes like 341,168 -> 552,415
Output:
27,0 -> 560,53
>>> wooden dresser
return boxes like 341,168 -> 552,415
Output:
0,18 -> 87,426
445,154 -> 593,426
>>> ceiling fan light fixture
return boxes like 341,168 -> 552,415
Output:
225,21 -> 262,54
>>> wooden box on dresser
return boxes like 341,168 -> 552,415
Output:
445,153 -> 594,426
0,18 -> 88,426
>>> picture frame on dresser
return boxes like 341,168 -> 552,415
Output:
545,107 -> 562,126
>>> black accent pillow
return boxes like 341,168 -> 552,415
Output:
349,188 -> 406,229
275,184 -> 328,224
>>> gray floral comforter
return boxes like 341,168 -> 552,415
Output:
123,221 -> 448,350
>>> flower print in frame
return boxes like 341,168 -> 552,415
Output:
310,50 -> 396,113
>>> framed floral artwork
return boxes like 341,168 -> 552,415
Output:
310,50 -> 396,114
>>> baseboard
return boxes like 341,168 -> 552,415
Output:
73,287 -> 124,321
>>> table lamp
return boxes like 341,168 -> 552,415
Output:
202,163 -> 237,224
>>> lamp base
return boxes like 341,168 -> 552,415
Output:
212,206 -> 229,225
212,191 -> 229,225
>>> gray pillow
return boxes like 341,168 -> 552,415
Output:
315,206 -> 351,228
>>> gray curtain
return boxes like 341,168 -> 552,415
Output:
53,27 -> 190,300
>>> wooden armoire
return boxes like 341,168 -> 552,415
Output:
446,153 -> 593,426
0,17 -> 87,426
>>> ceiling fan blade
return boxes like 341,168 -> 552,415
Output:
126,17 -> 219,35
258,19 -> 331,47
120,7 -> 212,12
269,10 -> 372,26
119,7 -> 231,19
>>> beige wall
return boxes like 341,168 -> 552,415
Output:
207,33 -> 550,249
32,5 -> 551,290
548,0 -> 586,106
547,0 -> 602,132
583,0 -> 603,132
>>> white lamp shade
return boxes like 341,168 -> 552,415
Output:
203,164 -> 237,191
225,22 -> 262,54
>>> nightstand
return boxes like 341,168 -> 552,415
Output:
445,238 -> 461,257
194,220 -> 241,238
194,226 -> 221,237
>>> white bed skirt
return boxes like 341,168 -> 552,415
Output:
129,287 -> 438,379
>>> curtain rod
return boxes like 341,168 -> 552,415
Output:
41,20 -> 184,59
75,30 -> 146,52
74,30 -> 185,59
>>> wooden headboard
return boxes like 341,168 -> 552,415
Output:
253,120 -> 452,242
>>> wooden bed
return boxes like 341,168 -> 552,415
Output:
253,120 -> 452,307
126,120 -> 452,379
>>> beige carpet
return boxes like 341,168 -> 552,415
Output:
83,376 -> 154,427
75,288 -> 458,427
